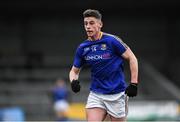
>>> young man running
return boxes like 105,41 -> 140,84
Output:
69,9 -> 138,122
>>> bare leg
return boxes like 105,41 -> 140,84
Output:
103,114 -> 111,121
110,115 -> 126,122
86,107 -> 107,121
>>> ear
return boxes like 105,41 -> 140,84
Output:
99,20 -> 103,28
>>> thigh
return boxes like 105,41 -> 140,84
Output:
86,107 -> 107,121
110,115 -> 126,122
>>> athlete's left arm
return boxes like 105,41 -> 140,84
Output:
122,47 -> 138,84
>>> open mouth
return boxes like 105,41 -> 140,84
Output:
87,31 -> 93,34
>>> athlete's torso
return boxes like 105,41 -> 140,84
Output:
73,32 -> 127,94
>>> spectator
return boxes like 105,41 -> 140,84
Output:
51,78 -> 69,121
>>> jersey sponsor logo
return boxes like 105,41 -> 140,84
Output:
85,53 -> 111,61
85,55 -> 103,60
102,53 -> 111,59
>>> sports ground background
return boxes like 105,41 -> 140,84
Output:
0,0 -> 180,121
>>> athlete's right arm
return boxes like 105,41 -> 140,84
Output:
69,66 -> 81,93
70,44 -> 84,93
69,66 -> 81,82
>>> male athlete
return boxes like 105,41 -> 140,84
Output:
69,9 -> 138,122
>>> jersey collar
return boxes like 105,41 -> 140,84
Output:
88,31 -> 103,41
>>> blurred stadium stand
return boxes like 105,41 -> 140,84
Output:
0,0 -> 180,121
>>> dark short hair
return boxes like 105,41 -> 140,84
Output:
83,9 -> 102,20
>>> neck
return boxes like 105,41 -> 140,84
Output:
88,31 -> 102,41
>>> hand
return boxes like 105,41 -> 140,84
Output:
125,83 -> 138,97
71,80 -> 81,93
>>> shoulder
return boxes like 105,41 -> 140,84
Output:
103,32 -> 123,43
75,40 -> 89,54
76,40 -> 87,50
78,39 -> 90,48
103,32 -> 128,48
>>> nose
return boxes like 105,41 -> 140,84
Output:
86,23 -> 91,29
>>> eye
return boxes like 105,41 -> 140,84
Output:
89,21 -> 95,25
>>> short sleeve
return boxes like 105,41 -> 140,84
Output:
111,36 -> 128,56
73,46 -> 84,68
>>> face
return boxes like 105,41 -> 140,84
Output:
84,17 -> 102,38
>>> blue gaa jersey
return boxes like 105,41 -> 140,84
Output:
73,32 -> 128,94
